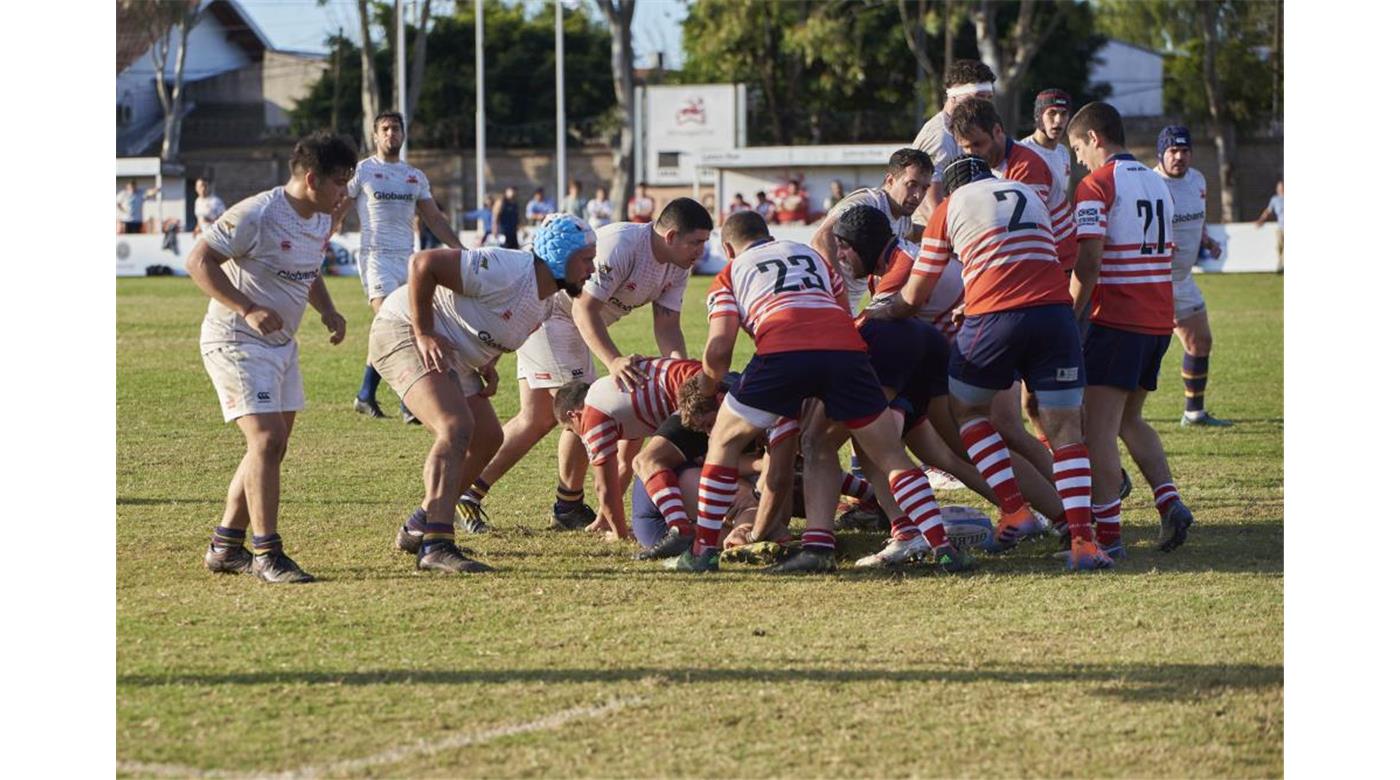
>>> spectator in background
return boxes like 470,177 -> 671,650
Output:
823,180 -> 845,213
628,182 -> 655,222
585,186 -> 613,230
775,178 -> 809,225
462,194 -> 494,243
526,187 -> 554,226
702,193 -> 717,220
561,179 -> 586,220
1254,176 -> 1284,272
192,178 -> 226,237
727,192 -> 752,219
753,190 -> 774,223
116,180 -> 153,234
493,186 -> 521,248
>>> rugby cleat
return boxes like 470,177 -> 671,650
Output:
549,502 -> 596,531
418,542 -> 493,573
926,542 -> 977,573
634,527 -> 694,560
353,397 -> 387,419
765,547 -> 836,574
979,506 -> 1041,554
1181,411 -> 1234,428
1157,500 -> 1195,552
1065,538 -> 1114,571
455,498 -> 492,534
1119,467 -> 1133,500
1100,539 -> 1128,561
854,534 -> 930,568
252,551 -> 315,583
203,544 -> 253,574
835,502 -> 888,532
719,541 -> 785,566
663,547 -> 719,573
924,467 -> 966,491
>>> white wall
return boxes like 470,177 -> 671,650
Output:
117,10 -> 256,133
1089,39 -> 1164,118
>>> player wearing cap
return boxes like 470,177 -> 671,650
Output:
1154,125 -> 1231,428
369,215 -> 596,573
189,131 -> 357,584
1068,103 -> 1197,555
337,111 -> 463,422
1021,89 -> 1074,223
868,155 -> 1111,571
912,59 -> 996,224
453,199 -> 714,535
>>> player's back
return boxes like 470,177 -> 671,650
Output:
1001,141 -> 1075,272
581,357 -> 701,459
1075,156 -> 1175,334
869,238 -> 964,340
706,238 -> 865,355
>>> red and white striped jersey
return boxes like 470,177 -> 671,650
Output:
706,238 -> 866,355
1074,154 -> 1176,335
916,178 -> 1070,317
994,139 -> 1075,273
580,358 -> 702,465
868,238 -> 964,340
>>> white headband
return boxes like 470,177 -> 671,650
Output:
945,82 -> 995,98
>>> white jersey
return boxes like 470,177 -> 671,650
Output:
347,156 -> 432,258
868,238 -> 965,340
378,247 -> 549,369
199,187 -> 331,347
912,110 -> 961,224
1156,166 -> 1208,280
576,221 -> 689,324
826,188 -> 913,314
194,195 -> 227,226
1019,134 -> 1072,203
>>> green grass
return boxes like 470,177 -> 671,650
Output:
117,273 -> 1282,778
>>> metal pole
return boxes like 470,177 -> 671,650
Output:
555,0 -> 566,209
396,0 -> 407,154
475,0 -> 486,231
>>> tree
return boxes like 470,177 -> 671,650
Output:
896,0 -> 946,120
356,0 -> 383,149
122,0 -> 201,162
968,0 -> 1074,133
596,0 -> 637,210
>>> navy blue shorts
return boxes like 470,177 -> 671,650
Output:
950,304 -> 1085,393
1083,323 -> 1171,391
731,350 -> 889,424
859,318 -> 950,409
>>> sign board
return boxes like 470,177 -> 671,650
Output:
641,84 -> 743,186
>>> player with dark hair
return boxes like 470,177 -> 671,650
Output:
868,155 -> 1110,570
668,211 -> 973,573
456,197 -> 715,534
1068,102 -> 1196,554
371,215 -> 597,573
1021,89 -> 1073,214
337,110 -> 463,422
1153,125 -> 1231,428
189,131 -> 358,583
913,59 -> 997,222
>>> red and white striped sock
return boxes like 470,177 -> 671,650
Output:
1091,499 -> 1122,546
959,417 -> 1026,515
889,515 -> 919,542
840,472 -> 875,505
1153,482 -> 1180,518
1052,443 -> 1094,542
694,464 -> 739,552
644,471 -> 691,534
890,469 -> 947,548
802,528 -> 836,551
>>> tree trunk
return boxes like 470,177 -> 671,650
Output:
597,0 -> 637,210
160,7 -> 195,161
898,0 -> 939,121
357,0 -> 382,150
407,0 -> 431,129
1199,1 -> 1238,221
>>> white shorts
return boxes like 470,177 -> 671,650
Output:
358,251 -> 410,301
515,316 -> 597,389
201,340 -> 304,423
1172,274 -> 1208,322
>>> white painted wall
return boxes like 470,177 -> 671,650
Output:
117,9 -> 256,134
1089,39 -> 1164,118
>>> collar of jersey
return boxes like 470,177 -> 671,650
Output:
1110,152 -> 1136,162
749,236 -> 777,249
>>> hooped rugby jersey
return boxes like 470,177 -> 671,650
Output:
1155,166 -> 1209,280
916,177 -> 1069,317
706,238 -> 866,355
199,187 -> 332,347
996,138 -> 1075,272
1020,134 -> 1073,201
1075,154 -> 1176,335
348,156 -> 433,258
377,247 -> 549,368
580,358 -> 703,464
826,188 -> 914,314
869,238 -> 965,340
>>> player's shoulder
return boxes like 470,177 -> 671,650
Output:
225,188 -> 280,224
839,188 -> 884,210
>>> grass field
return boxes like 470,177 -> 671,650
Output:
116,272 -> 1282,778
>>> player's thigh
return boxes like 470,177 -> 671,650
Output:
707,397 -> 769,460
465,393 -> 504,449
403,370 -> 476,442
1083,385 -> 1130,445
845,409 -> 909,470
1173,308 -> 1212,354
234,410 -> 291,455
512,380 -> 560,429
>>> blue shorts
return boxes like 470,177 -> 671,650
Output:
950,304 -> 1085,394
730,350 -> 888,424
629,476 -> 668,549
1083,324 -> 1171,391
859,319 -> 950,409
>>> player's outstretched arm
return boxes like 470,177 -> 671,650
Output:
418,198 -> 464,249
185,241 -> 283,336
593,453 -> 632,541
408,248 -> 467,372
750,431 -> 797,543
307,276 -> 346,345
576,291 -> 645,391
700,315 -> 739,394
810,213 -> 840,267
651,304 -> 687,360
1070,237 -> 1104,318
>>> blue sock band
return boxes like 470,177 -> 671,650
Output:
358,364 -> 381,402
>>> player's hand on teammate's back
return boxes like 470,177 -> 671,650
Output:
414,332 -> 450,373
243,305 -> 284,336
321,310 -> 347,345
608,354 -> 647,392
951,304 -> 966,329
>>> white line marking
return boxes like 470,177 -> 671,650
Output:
117,695 -> 645,779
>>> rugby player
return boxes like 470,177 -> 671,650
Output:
1021,89 -> 1074,221
370,215 -> 596,573
455,199 -> 713,534
189,131 -> 357,583
912,59 -> 996,224
1153,125 -> 1231,428
868,155 -> 1111,570
1068,103 -> 1196,554
336,111 -> 463,422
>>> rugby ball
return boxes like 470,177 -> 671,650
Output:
940,505 -> 994,551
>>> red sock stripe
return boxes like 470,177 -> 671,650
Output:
695,464 -> 739,549
1091,500 -> 1122,525
645,471 -> 691,530
1153,482 -> 1180,509
802,529 -> 837,550
890,515 -> 918,541
890,469 -> 945,547
959,418 -> 1024,514
841,472 -> 874,502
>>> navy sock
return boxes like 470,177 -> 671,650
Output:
1183,353 -> 1209,414
419,522 -> 455,553
554,484 -> 584,514
211,525 -> 246,549
251,533 -> 282,556
406,507 -> 428,534
358,364 -> 381,403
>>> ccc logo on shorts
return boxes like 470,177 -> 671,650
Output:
256,391 -> 272,402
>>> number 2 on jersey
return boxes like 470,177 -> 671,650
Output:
994,189 -> 1038,232
757,255 -> 828,294
1136,199 -> 1167,254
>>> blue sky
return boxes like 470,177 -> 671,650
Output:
238,0 -> 688,67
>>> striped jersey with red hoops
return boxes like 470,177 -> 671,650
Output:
1074,154 -> 1176,335
868,238 -> 964,340
579,358 -> 702,465
916,177 -> 1070,317
994,139 -> 1076,273
706,237 -> 866,355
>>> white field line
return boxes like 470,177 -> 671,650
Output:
116,695 -> 646,779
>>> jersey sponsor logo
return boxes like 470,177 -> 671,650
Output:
1056,367 -> 1079,382
406,175 -> 419,183
1076,208 -> 1099,226
372,191 -> 418,202
502,309 -> 512,320
476,330 -> 512,352
608,296 -> 639,313
276,268 -> 321,282
280,240 -> 292,251
1172,210 -> 1205,224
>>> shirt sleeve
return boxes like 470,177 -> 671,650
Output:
582,227 -> 632,302
458,249 -> 488,297
914,201 -> 952,278
1008,153 -> 1053,207
201,197 -> 262,259
655,270 -> 688,312
345,166 -> 362,200
1074,171 -> 1112,239
580,405 -> 619,465
705,266 -> 738,320
416,169 -> 433,201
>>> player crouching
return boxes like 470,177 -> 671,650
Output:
369,215 -> 596,573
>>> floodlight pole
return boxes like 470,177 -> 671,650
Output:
555,0 -> 566,207
396,0 -> 407,155
475,0 -> 486,232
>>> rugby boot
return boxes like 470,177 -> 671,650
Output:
979,505 -> 1041,554
418,543 -> 493,573
1157,500 -> 1195,552
203,543 -> 253,574
664,547 -> 719,573
1181,411 -> 1233,428
854,534 -> 930,568
926,542 -> 977,573
1066,538 -> 1114,571
549,502 -> 596,531
765,547 -> 837,574
252,551 -> 315,583
719,541 -> 784,566
402,403 -> 421,425
835,501 -> 888,532
1100,539 -> 1128,561
353,397 -> 387,419
1119,467 -> 1133,500
455,498 -> 492,534
924,467 -> 966,491
634,527 -> 694,560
